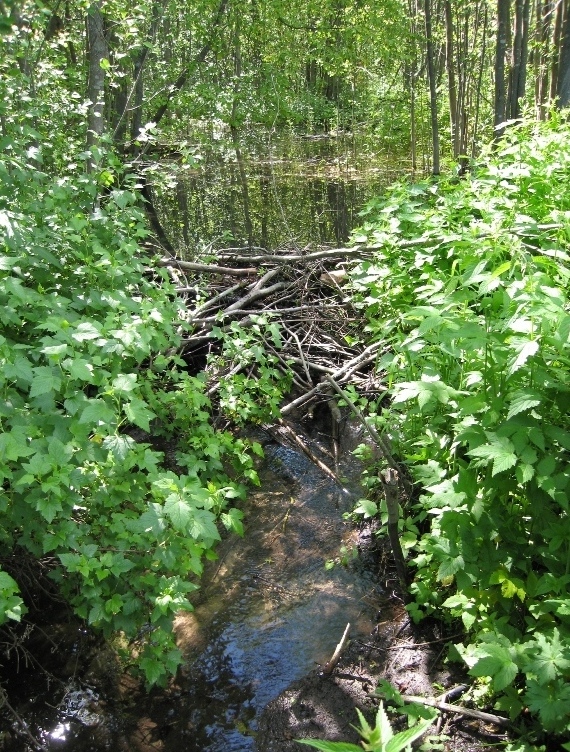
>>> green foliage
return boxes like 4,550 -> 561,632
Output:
209,315 -> 293,425
0,137 -> 258,685
296,701 -> 436,752
349,117 -> 570,738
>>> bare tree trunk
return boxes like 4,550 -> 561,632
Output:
558,0 -> 570,105
472,3 -> 489,157
495,0 -> 510,138
424,0 -> 440,174
445,0 -> 459,157
549,0 -> 565,102
508,0 -> 530,118
86,1 -> 108,156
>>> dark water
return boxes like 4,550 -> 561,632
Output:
153,126 -> 408,252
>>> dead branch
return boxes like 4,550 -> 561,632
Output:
320,622 -> 351,676
159,258 -> 256,276
399,694 -> 511,728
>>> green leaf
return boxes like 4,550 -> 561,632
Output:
30,367 -> 61,397
164,495 -> 192,532
386,717 -> 435,752
469,644 -> 518,691
188,509 -> 220,543
48,437 -> 73,465
68,358 -> 94,381
468,435 -> 517,476
124,398 -> 156,431
354,499 -> 378,517
507,338 -> 539,376
136,504 -> 167,534
79,399 -> 116,426
72,322 -> 101,341
525,679 -> 570,731
295,741 -> 362,751
522,629 -> 570,684
103,434 -> 135,461
507,390 -> 542,420
112,373 -> 137,393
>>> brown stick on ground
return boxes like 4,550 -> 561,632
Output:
320,622 -> 351,676
399,694 -> 511,728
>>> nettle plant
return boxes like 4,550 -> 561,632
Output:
349,116 -> 570,737
0,142 -> 260,684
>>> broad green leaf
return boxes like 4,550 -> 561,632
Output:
164,495 -> 192,532
469,644 -> 518,691
136,504 -> 167,534
68,358 -> 94,381
522,629 -> 570,684
103,434 -> 135,461
188,509 -> 220,543
79,399 -> 116,426
112,373 -> 137,393
507,338 -> 539,376
30,367 -> 61,397
72,322 -> 102,341
124,398 -> 156,432
507,390 -> 542,420
354,499 -> 378,517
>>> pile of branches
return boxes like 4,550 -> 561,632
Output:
158,243 -> 386,416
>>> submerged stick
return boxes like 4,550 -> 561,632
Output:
320,622 -> 351,676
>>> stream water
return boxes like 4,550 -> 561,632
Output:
1,127 -> 402,751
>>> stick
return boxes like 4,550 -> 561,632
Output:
280,342 -> 386,415
320,622 -> 351,676
159,258 -> 257,276
324,374 -> 399,472
399,694 -> 511,728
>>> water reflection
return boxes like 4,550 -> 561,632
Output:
154,128 -> 407,252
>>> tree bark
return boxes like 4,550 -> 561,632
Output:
494,0 -> 510,138
558,0 -> 570,105
549,0 -> 565,102
424,0 -> 440,174
444,0 -> 459,157
86,2 -> 108,151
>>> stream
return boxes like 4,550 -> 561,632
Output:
1,127 -> 403,751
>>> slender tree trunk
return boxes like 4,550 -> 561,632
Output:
549,0 -> 565,101
444,0 -> 459,157
495,0 -> 510,138
558,0 -> 570,105
424,0 -> 440,174
472,4 -> 489,157
86,1 -> 108,155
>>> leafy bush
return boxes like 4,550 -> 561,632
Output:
349,115 -> 570,738
0,141 -> 260,684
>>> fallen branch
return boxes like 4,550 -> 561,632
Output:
399,694 -> 511,728
159,258 -> 257,276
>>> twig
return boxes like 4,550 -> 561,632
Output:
320,622 -> 351,676
159,258 -> 256,276
399,694 -> 511,728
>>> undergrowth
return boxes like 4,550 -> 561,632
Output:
348,114 -> 570,742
